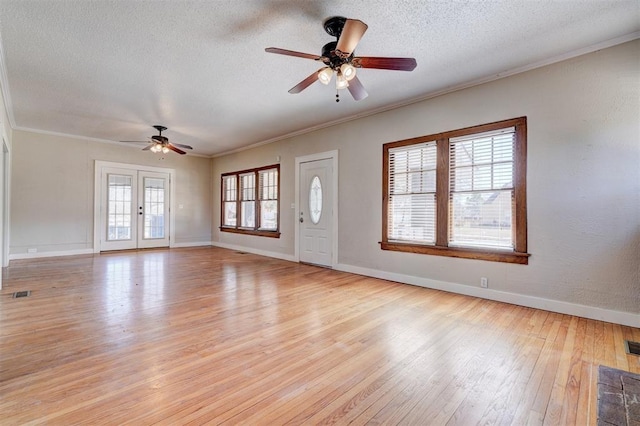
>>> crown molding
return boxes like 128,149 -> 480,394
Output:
213,31 -> 640,158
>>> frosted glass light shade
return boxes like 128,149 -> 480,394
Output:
317,67 -> 333,85
340,63 -> 356,81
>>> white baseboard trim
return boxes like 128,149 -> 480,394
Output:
335,263 -> 640,328
10,248 -> 95,261
211,241 -> 297,263
171,241 -> 213,248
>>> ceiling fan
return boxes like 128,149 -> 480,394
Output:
121,125 -> 193,155
265,16 -> 417,102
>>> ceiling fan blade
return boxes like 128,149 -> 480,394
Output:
142,144 -> 153,151
265,47 -> 321,60
170,142 -> 193,150
288,70 -> 322,94
353,56 -> 417,71
347,76 -> 368,101
335,19 -> 368,57
167,144 -> 186,155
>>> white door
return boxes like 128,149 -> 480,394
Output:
299,158 -> 333,267
100,167 -> 170,251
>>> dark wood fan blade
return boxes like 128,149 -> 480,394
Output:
288,70 -> 322,94
335,19 -> 368,56
353,56 -> 417,71
167,144 -> 186,155
142,144 -> 153,151
347,76 -> 368,101
265,47 -> 321,60
170,143 -> 193,150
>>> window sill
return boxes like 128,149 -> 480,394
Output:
220,227 -> 281,238
380,241 -> 530,264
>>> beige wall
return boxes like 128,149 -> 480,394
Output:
11,131 -> 212,254
212,40 -> 640,319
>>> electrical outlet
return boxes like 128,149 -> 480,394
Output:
480,277 -> 488,288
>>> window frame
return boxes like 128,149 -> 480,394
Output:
381,117 -> 529,264
220,164 -> 280,238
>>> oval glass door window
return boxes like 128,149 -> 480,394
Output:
309,175 -> 322,224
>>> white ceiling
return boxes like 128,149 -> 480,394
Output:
0,1 -> 638,157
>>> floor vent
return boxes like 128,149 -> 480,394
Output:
625,340 -> 640,356
12,290 -> 31,298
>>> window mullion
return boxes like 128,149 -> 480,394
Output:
254,171 -> 260,231
436,138 -> 449,247
235,174 -> 241,230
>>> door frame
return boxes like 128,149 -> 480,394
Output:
93,160 -> 176,253
294,150 -> 338,267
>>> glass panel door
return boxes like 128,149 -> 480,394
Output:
137,171 -> 170,248
101,168 -> 138,251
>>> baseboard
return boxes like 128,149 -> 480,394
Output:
171,241 -> 213,248
211,241 -> 297,263
9,248 -> 95,261
335,263 -> 640,328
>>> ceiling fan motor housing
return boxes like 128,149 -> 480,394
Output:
322,41 -> 353,69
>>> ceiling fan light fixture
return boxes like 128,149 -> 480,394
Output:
340,63 -> 356,81
317,67 -> 333,85
162,146 -> 170,154
336,72 -> 349,90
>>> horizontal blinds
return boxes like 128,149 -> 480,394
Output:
449,127 -> 515,249
222,175 -> 236,202
258,168 -> 278,200
240,173 -> 255,201
388,142 -> 437,244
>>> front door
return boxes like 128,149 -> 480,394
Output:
299,158 -> 333,267
100,167 -> 170,251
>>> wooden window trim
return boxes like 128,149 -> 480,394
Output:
220,164 -> 281,238
382,117 -> 529,264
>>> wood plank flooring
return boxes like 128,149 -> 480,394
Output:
1,246 -> 638,425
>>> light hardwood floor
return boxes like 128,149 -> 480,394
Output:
1,247 -> 638,425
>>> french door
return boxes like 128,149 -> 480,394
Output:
99,167 -> 170,251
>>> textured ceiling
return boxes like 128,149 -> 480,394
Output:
0,1 -> 638,157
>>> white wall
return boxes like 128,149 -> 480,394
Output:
211,40 -> 640,325
11,130 -> 212,255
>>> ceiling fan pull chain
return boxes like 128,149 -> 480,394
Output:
336,90 -> 340,103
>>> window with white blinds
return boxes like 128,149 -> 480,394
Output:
222,175 -> 237,227
449,127 -> 515,249
220,164 -> 280,237
388,141 -> 437,244
258,168 -> 278,231
382,117 -> 528,264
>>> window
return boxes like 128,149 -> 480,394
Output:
221,164 -> 280,237
382,117 -> 529,264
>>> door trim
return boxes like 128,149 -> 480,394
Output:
294,150 -> 338,267
93,160 -> 176,253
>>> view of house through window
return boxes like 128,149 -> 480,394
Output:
382,117 -> 528,264
221,164 -> 280,237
